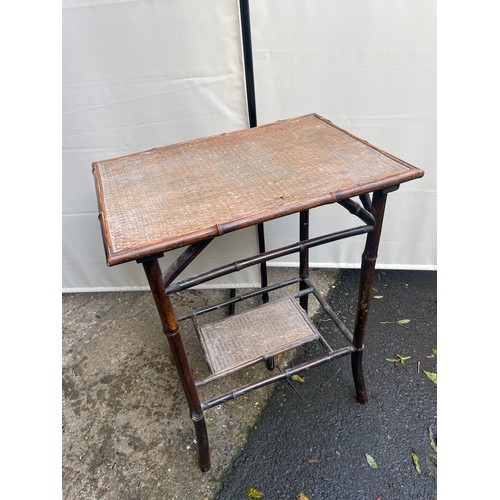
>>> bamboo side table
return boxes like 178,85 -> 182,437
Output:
92,113 -> 424,471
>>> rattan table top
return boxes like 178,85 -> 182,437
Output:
93,113 -> 423,266
199,297 -> 320,376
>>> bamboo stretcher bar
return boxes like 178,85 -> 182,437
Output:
162,239 -> 214,288
177,277 -> 301,322
201,345 -> 355,410
337,199 -> 375,225
359,193 -> 372,211
166,225 -> 373,294
316,330 -> 335,354
303,277 -> 354,344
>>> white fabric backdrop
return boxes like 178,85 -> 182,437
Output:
62,0 -> 261,290
251,0 -> 436,269
62,0 -> 436,291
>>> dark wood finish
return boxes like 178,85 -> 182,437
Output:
303,277 -> 354,344
228,288 -> 237,316
93,115 -> 424,472
338,198 -> 375,225
299,210 -> 310,312
257,222 -> 269,304
178,278 -> 301,322
351,190 -> 388,404
162,239 -> 213,289
202,346 -> 355,411
166,225 -> 373,294
142,258 -> 210,472
359,193 -> 372,211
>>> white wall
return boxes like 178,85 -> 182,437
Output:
62,0 -> 436,291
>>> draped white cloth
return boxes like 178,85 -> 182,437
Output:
62,0 -> 436,291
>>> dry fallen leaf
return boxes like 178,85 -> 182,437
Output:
247,486 -> 264,498
411,449 -> 422,474
424,371 -> 437,385
428,426 -> 437,453
386,354 -> 411,366
365,453 -> 378,469
380,318 -> 410,329
297,493 -> 309,500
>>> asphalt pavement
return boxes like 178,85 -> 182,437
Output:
215,269 -> 437,500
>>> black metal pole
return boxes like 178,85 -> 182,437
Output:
240,0 -> 269,298
239,0 -> 257,128
230,0 -> 269,320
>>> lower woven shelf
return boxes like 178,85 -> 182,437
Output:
198,297 -> 320,377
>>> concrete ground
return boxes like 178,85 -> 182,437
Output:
62,267 -> 337,499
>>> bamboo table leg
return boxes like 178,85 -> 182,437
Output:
141,257 -> 211,472
352,189 -> 388,404
299,210 -> 310,313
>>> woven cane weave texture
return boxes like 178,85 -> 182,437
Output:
198,297 -> 320,376
93,113 -> 423,264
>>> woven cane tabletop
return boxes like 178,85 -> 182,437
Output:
93,113 -> 423,265
198,297 -> 320,376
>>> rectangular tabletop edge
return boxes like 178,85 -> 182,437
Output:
92,114 -> 318,168
92,162 -> 115,265
92,114 -> 421,175
313,113 -> 423,173
103,168 -> 423,266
